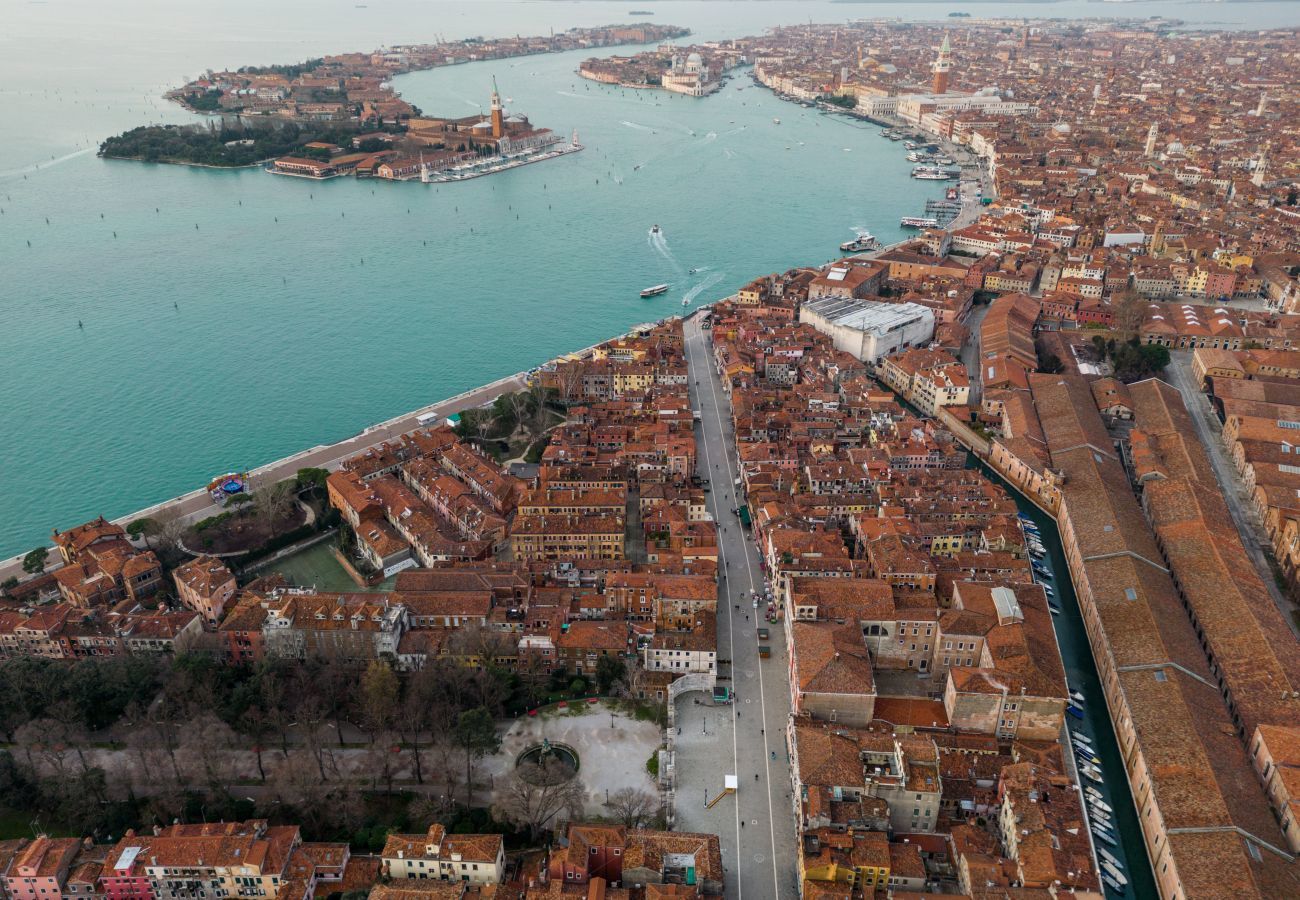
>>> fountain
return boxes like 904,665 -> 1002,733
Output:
515,738 -> 580,784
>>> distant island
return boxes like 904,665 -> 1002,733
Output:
578,43 -> 744,96
98,23 -> 689,171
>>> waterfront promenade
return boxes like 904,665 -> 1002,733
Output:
0,369 -> 522,583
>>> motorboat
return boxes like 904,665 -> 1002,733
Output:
1049,603 -> 1062,616
650,224 -> 660,234
1091,796 -> 1114,816
1081,763 -> 1104,784
1098,846 -> 1122,868
1070,690 -> 1086,705
1067,704 -> 1085,720
1092,826 -> 1118,848
1076,748 -> 1101,765
1102,872 -> 1126,893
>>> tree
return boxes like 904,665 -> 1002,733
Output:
452,707 -> 500,808
22,547 -> 48,575
1112,289 -> 1147,341
296,467 -> 329,492
255,479 -> 297,535
126,517 -> 161,547
595,655 -> 625,696
492,757 -> 586,843
1038,352 -> 1064,374
605,786 -> 661,829
359,660 -> 399,741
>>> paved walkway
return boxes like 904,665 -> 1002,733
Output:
672,316 -> 799,900
1163,353 -> 1299,637
479,702 -> 662,816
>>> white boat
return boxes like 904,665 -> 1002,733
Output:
1081,763 -> 1104,784
1049,604 -> 1062,616
681,298 -> 690,307
1073,732 -> 1095,748
1098,846 -> 1122,867
900,216 -> 939,228
840,232 -> 880,253
1103,872 -> 1126,893
640,284 -> 669,298
1070,690 -> 1086,705
1093,827 -> 1118,848
773,117 -> 781,125
1089,804 -> 1112,823
1091,796 -> 1114,815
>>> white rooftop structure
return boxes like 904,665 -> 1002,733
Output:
799,297 -> 935,364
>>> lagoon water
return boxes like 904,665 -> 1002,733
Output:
2,0 -> 1297,557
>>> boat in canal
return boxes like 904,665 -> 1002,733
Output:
640,284 -> 669,297
1070,689 -> 1086,705
1080,762 -> 1104,784
1067,703 -> 1084,720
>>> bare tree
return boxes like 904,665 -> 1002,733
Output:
492,758 -> 587,843
178,712 -> 238,795
256,479 -> 297,535
1112,288 -> 1148,341
359,659 -> 400,743
153,506 -> 189,555
557,362 -> 584,408
605,786 -> 662,829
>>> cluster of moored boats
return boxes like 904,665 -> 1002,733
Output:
1073,728 -> 1130,892
1019,513 -> 1130,895
1020,515 -> 1061,615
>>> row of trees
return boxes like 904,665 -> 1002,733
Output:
0,641 -> 634,840
98,122 -> 363,167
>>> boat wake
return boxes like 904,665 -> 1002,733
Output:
621,120 -> 654,133
681,271 -> 726,306
0,146 -> 93,179
556,90 -> 592,100
648,228 -> 684,276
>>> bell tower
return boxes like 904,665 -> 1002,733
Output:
932,33 -> 952,95
490,76 -> 505,139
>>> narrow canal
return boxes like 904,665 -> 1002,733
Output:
975,459 -> 1158,900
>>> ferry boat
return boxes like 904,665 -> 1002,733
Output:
640,284 -> 669,297
900,216 -> 939,229
913,169 -> 953,181
840,232 -> 880,253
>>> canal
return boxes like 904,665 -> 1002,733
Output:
975,459 -> 1158,900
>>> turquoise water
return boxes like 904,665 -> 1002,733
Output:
2,0 -> 1298,557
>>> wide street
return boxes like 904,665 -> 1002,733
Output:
675,314 -> 800,900
1164,351 -> 1300,636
